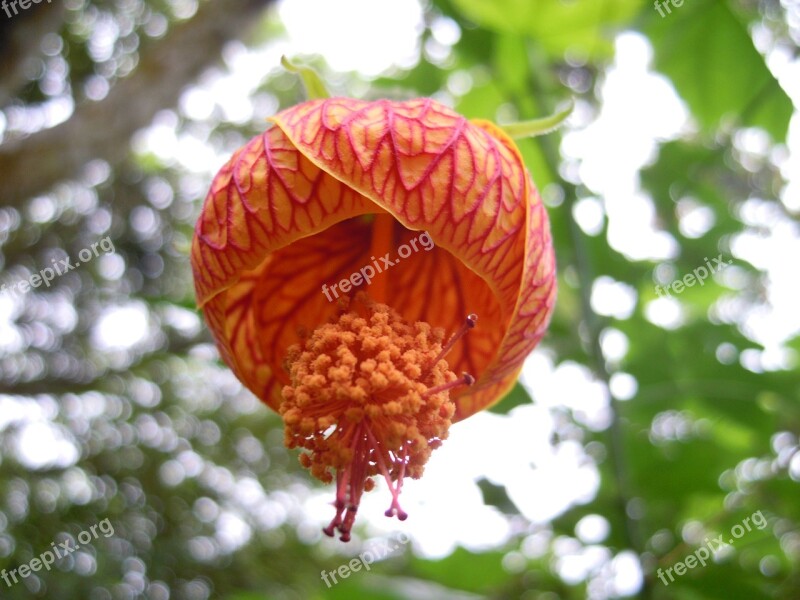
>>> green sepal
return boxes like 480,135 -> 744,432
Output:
281,55 -> 331,100
501,99 -> 574,139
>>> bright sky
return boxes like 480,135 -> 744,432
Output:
2,1 -> 798,597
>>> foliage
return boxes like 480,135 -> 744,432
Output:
0,0 -> 798,599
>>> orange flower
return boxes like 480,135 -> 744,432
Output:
191,97 -> 556,541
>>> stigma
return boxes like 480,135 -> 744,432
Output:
280,292 -> 476,541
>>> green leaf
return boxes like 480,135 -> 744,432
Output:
645,0 -> 793,141
477,478 -> 519,514
321,580 -> 408,600
409,547 -> 509,593
488,381 -> 533,414
449,0 -> 642,57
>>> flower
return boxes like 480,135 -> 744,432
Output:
191,97 -> 556,541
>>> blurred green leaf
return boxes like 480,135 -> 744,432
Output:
409,547 -> 509,593
488,381 -> 533,414
477,478 -> 519,514
449,0 -> 641,57
646,0 -> 793,141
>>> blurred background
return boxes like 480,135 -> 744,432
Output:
1,0 -> 799,598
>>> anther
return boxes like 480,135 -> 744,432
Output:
385,505 -> 408,520
339,506 -> 358,542
424,372 -> 475,397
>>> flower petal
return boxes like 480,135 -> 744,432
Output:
205,218 -> 382,408
191,123 -> 377,400
191,123 -> 373,309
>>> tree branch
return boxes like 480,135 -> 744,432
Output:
0,0 -> 274,205
0,2 -> 67,107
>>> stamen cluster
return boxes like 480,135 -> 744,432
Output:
280,292 -> 458,540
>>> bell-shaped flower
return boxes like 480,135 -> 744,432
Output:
191,97 -> 557,541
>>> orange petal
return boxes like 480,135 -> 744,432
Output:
192,123 -> 373,309
209,218 -> 378,409
191,123 -> 375,397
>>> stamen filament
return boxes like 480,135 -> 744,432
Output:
323,470 -> 347,537
430,313 -> 478,368
365,424 -> 408,520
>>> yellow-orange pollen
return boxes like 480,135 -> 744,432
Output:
280,292 -> 476,542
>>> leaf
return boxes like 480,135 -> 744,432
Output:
409,547 -> 510,593
321,580 -> 408,600
449,0 -> 642,57
488,381 -> 533,414
645,0 -> 793,141
477,478 -> 519,514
